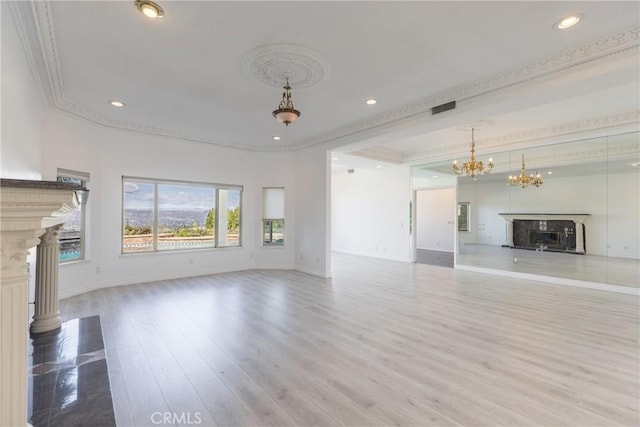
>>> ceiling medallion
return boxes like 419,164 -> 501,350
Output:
242,44 -> 330,89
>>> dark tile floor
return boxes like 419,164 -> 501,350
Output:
28,316 -> 116,427
415,248 -> 454,267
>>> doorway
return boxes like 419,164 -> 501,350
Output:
414,187 -> 456,267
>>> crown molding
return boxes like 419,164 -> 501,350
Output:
20,2 -> 640,153
344,147 -> 404,164
403,110 -> 640,164
7,1 -> 52,106
293,26 -> 640,151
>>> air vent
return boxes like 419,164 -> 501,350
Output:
347,169 -> 355,174
431,101 -> 456,115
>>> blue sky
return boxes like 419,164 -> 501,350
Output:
123,182 -> 240,210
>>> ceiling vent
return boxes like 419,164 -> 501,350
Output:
431,101 -> 456,115
347,169 -> 355,174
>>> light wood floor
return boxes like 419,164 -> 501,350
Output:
457,244 -> 640,288
59,253 -> 640,426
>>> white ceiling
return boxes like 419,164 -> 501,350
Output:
12,1 -> 640,160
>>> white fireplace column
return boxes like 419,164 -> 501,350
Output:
0,179 -> 80,427
30,224 -> 64,334
575,219 -> 586,254
505,218 -> 514,247
1,230 -> 42,426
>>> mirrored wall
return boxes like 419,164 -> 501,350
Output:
411,131 -> 639,288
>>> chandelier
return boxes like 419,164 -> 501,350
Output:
507,154 -> 543,188
272,78 -> 300,126
452,128 -> 494,177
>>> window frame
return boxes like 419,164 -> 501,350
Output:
457,202 -> 470,232
121,176 -> 243,254
57,169 -> 89,263
262,187 -> 285,247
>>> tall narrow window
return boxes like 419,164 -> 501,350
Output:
122,177 -> 241,253
263,187 -> 284,246
217,188 -> 241,247
57,169 -> 89,262
123,181 -> 155,253
458,202 -> 470,232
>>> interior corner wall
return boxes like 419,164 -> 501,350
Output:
40,109 -> 298,298
1,2 -> 45,179
331,163 -> 411,262
253,150 -> 297,270
294,146 -> 331,278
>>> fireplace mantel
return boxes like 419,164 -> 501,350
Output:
0,178 -> 85,426
499,213 -> 591,222
499,213 -> 590,254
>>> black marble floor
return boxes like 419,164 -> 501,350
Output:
28,316 -> 116,427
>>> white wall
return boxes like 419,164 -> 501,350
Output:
1,3 -> 44,179
3,1 -> 330,297
331,158 -> 411,262
40,110 -> 299,297
458,171 -> 639,258
294,146 -> 331,277
415,188 -> 456,252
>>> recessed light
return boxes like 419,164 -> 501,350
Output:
109,100 -> 125,107
135,0 -> 164,18
555,14 -> 581,30
332,157 -> 339,161
433,175 -> 438,178
366,99 -> 377,105
547,171 -> 553,175
272,136 -> 281,141
630,162 -> 640,167
376,165 -> 382,168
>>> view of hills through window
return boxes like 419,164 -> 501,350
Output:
122,180 -> 241,253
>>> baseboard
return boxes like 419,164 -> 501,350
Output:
295,264 -> 331,278
59,263 -> 250,299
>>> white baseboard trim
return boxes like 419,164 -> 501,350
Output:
455,264 -> 640,296
295,264 -> 331,278
59,263 -> 250,299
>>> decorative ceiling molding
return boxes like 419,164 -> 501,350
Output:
403,110 -> 640,164
242,44 -> 330,89
21,2 -> 639,153
294,26 -> 640,150
344,147 -> 404,164
6,2 -> 51,106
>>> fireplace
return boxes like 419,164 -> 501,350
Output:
499,213 -> 590,254
527,230 -> 560,248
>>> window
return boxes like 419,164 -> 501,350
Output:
263,187 -> 284,246
122,177 -> 242,253
57,169 -> 89,262
458,202 -> 470,232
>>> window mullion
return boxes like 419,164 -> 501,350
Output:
153,183 -> 159,251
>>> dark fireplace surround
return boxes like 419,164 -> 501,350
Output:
499,213 -> 590,254
513,219 -> 582,251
